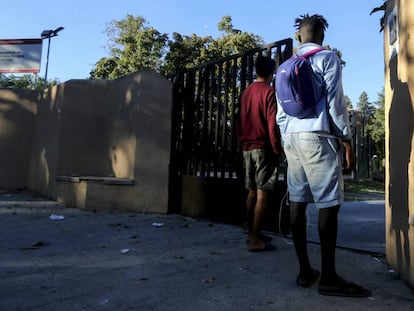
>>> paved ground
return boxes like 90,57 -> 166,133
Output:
0,190 -> 413,311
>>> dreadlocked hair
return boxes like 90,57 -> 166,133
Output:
294,14 -> 329,32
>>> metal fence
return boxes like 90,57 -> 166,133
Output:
169,38 -> 293,212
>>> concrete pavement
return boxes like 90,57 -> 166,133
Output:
0,190 -> 413,310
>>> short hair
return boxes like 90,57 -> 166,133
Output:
294,14 -> 329,32
255,55 -> 276,78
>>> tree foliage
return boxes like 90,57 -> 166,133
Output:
367,89 -> 385,159
358,91 -> 376,118
0,73 -> 58,90
90,15 -> 168,79
89,15 -> 263,79
357,90 -> 385,161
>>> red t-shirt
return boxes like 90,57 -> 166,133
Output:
238,81 -> 281,155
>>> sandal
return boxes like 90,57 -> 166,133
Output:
246,233 -> 272,244
319,277 -> 371,297
249,243 -> 277,252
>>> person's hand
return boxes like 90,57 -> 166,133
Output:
342,140 -> 355,171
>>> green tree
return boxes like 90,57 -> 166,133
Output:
358,91 -> 375,118
213,15 -> 263,58
357,91 -> 381,177
0,73 -> 58,90
162,32 -> 214,77
90,15 -> 168,79
90,15 -> 263,80
367,88 -> 385,160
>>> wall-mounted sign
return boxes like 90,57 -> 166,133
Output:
0,39 -> 42,73
387,6 -> 399,60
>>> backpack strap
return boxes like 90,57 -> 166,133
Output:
300,47 -> 325,58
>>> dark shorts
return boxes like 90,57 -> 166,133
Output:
243,149 -> 279,191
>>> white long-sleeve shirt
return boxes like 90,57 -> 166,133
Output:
276,42 -> 352,141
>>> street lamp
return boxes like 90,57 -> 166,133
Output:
40,26 -> 64,82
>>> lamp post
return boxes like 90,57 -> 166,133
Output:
40,26 -> 64,82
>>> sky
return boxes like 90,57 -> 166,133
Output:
0,0 -> 385,106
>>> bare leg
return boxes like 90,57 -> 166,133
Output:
249,189 -> 268,249
246,190 -> 257,236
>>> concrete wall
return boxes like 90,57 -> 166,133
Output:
56,79 -> 112,177
1,68 -> 172,214
0,89 -> 36,189
27,81 -> 111,197
384,0 -> 414,287
53,69 -> 172,213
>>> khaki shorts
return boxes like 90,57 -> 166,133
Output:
243,149 -> 279,191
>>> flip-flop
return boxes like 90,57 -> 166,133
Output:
249,243 -> 277,252
246,233 -> 272,244
261,234 -> 272,243
296,269 -> 320,287
319,278 -> 371,297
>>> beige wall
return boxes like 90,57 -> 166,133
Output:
384,0 -> 414,287
0,89 -> 36,189
57,79 -> 112,177
1,68 -> 172,214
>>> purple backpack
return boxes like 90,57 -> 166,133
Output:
275,48 -> 324,118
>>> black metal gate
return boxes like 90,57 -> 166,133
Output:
169,39 -> 293,220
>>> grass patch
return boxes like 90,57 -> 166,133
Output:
344,178 -> 385,194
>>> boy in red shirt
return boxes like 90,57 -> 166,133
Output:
238,55 -> 282,252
